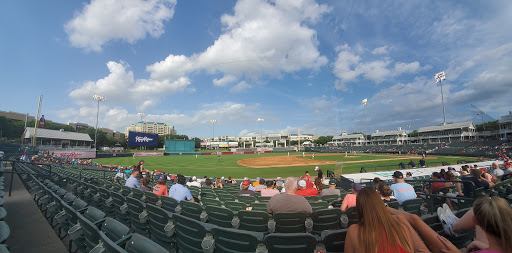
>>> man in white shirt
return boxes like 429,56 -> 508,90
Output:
186,176 -> 201,187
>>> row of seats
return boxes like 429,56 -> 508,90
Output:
0,173 -> 10,252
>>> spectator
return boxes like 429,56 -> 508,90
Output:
461,165 -> 470,175
186,176 -> 201,188
260,180 -> 280,197
136,160 -> 145,174
254,178 -> 266,190
305,171 -> 312,182
240,177 -> 257,191
169,174 -> 195,203
214,178 -> 223,189
404,172 -> 413,181
275,177 -> 284,188
315,166 -> 323,180
461,169 -> 495,197
340,183 -> 362,211
480,168 -> 498,183
113,168 -> 127,183
296,180 -> 318,196
390,171 -> 417,204
398,162 -> 406,170
252,177 -> 261,187
438,197 -> 512,253
424,172 -> 449,194
344,187 -> 428,252
225,176 -> 237,184
448,167 -> 460,177
153,176 -> 168,197
300,176 -> 314,188
408,159 -> 416,169
170,174 -> 176,183
491,162 -> 504,177
125,170 -> 141,189
204,178 -> 213,189
313,177 -> 324,192
419,158 -> 426,168
138,177 -> 151,192
239,180 -> 257,197
267,177 -> 312,214
372,177 -> 383,188
377,182 -> 396,203
319,178 -> 341,197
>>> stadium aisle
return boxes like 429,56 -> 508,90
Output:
3,168 -> 67,253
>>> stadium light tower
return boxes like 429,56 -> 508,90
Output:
362,98 -> 368,145
92,95 -> 106,150
434,71 -> 447,125
257,118 -> 264,148
209,120 -> 216,149
137,113 -> 146,122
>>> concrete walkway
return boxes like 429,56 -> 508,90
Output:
3,170 -> 67,253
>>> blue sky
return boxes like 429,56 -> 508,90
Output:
1,0 -> 511,139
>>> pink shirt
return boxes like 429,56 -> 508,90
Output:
260,189 -> 280,197
342,194 -> 357,209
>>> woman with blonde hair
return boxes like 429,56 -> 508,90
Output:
344,187 -> 428,252
214,178 -> 223,189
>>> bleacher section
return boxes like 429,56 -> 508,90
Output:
6,160 -> 512,252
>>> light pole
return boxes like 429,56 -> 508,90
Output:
92,95 -> 106,150
210,120 -> 216,149
257,118 -> 264,148
362,98 -> 368,145
137,113 -> 146,122
434,71 -> 447,125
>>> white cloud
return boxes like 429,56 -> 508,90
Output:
371,46 -> 390,55
65,0 -> 176,51
146,0 -> 330,89
230,81 -> 252,93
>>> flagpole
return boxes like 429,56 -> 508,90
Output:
32,95 -> 42,147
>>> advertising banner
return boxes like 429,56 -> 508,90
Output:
202,151 -> 271,155
50,150 -> 96,159
128,132 -> 158,147
133,153 -> 164,157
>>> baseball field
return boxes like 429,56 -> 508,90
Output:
93,153 -> 468,179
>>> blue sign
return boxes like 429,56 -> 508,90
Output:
128,132 -> 158,147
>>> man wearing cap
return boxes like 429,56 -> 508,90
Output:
239,180 -> 257,197
186,176 -> 201,188
275,177 -> 284,188
296,180 -> 318,196
267,177 -> 312,214
169,174 -> 195,203
153,176 -> 169,197
340,183 -> 362,211
491,162 -> 504,178
390,171 -> 417,204
315,166 -> 324,180
319,178 -> 341,197
240,177 -> 257,191
419,158 -> 426,168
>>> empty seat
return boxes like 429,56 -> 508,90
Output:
263,233 -> 318,253
146,203 -> 175,248
174,213 -> 215,253
205,206 -> 236,228
272,212 -> 307,233
144,191 -> 161,206
309,201 -> 329,212
250,202 -> 267,212
201,198 -> 223,208
0,222 -> 9,244
126,197 -> 149,234
223,201 -> 248,212
111,192 -> 130,224
237,196 -> 256,204
160,196 -> 179,213
401,198 -> 424,215
345,206 -> 358,227
211,226 -> 265,253
310,208 -> 342,234
321,229 -> 348,253
179,201 -> 205,221
237,210 -> 271,233
125,233 -> 168,253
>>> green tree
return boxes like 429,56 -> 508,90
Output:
314,136 -> 333,145
475,121 -> 498,131
409,130 -> 419,137
193,137 -> 202,149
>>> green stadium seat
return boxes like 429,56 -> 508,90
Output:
125,233 -> 168,253
223,201 -> 248,212
144,191 -> 161,206
250,202 -> 268,212
257,196 -> 271,203
0,208 -> 6,221
205,206 -> 236,228
309,201 -> 329,212
173,213 -> 215,253
304,196 -> 320,202
146,204 -> 175,248
263,233 -> 318,253
321,228 -> 348,253
76,212 -> 101,252
126,197 -> 149,234
217,193 -> 236,202
179,201 -> 205,222
310,208 -> 342,235
272,212 -> 308,233
0,221 -> 9,244
201,197 -> 223,208
320,194 -> 339,204
237,196 -> 256,204
100,217 -> 131,244
345,206 -> 358,227
237,210 -> 271,233
401,198 -> 424,215
386,201 -> 400,210
111,192 -> 130,224
160,196 -> 179,213
131,188 -> 145,202
211,226 -> 265,253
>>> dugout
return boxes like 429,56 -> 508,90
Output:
165,139 -> 195,153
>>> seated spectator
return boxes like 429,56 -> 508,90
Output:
252,177 -> 261,187
295,180 -> 318,196
424,172 -> 449,194
214,178 -> 223,189
275,177 -> 284,188
461,169 -> 495,197
138,177 -> 151,192
240,177 -> 257,191
372,177 -> 383,188
169,174 -> 195,203
313,177 -> 324,192
125,170 -> 141,189
404,172 -> 413,181
186,176 -> 201,188
153,176 -> 168,197
438,196 -> 512,253
204,178 -> 214,189
340,183 -> 362,211
239,180 -> 257,197
260,180 -> 280,197
113,168 -> 127,183
254,178 -> 266,190
267,177 -> 312,214
305,171 -> 312,182
390,171 -> 417,204
319,178 -> 341,197
225,176 -> 237,184
170,174 -> 176,183
448,167 -> 460,177
377,182 -> 396,203
491,162 -> 504,177
461,165 -> 470,175
344,187 -> 429,252
480,168 -> 498,184
419,158 -> 426,167
408,159 -> 416,168
300,176 -> 314,188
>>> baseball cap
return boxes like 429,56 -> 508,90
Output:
479,168 -> 487,173
298,180 -> 307,187
221,176 -> 225,180
392,171 -> 404,179
244,177 -> 249,180
448,167 -> 454,170
329,178 -> 337,185
242,180 -> 251,186
277,177 -> 281,180
315,166 -> 319,171
351,183 -> 363,191
192,176 -> 197,180
259,178 -> 265,184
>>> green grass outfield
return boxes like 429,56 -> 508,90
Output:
93,153 -> 470,179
